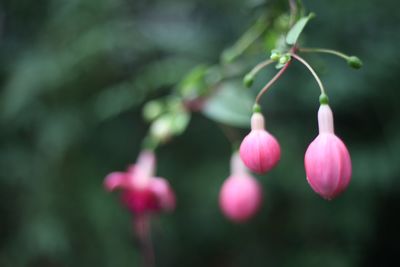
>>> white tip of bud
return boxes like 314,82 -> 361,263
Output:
230,152 -> 248,175
251,113 -> 265,131
318,104 -> 334,134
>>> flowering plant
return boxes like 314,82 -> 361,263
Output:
104,0 -> 362,264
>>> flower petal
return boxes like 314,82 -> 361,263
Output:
149,178 -> 176,212
104,172 -> 127,192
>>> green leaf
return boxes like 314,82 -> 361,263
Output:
264,31 -> 279,51
201,81 -> 253,128
285,13 -> 315,45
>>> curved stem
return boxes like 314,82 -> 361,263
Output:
289,0 -> 298,27
248,59 -> 274,77
291,53 -> 326,95
222,16 -> 269,62
255,62 -> 291,104
217,123 -> 240,148
298,47 -> 349,60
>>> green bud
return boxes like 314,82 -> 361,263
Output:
279,53 -> 291,65
347,56 -> 363,69
171,112 -> 191,135
319,93 -> 329,105
150,115 -> 173,142
143,100 -> 164,122
243,73 -> 254,88
253,103 -> 262,113
270,52 -> 281,61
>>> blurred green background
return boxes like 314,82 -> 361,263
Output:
0,0 -> 399,266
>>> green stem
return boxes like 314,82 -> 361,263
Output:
142,135 -> 159,151
248,59 -> 274,77
299,47 -> 349,60
222,16 -> 269,63
291,53 -> 326,95
289,0 -> 298,27
255,62 -> 291,104
218,123 -> 240,146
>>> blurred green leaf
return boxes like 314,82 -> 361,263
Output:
201,81 -> 253,128
264,31 -> 279,51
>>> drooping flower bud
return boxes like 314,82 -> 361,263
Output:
304,104 -> 352,200
219,153 -> 263,223
239,112 -> 281,174
104,150 -> 176,214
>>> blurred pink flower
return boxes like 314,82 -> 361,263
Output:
219,153 -> 263,223
104,150 -> 175,214
305,104 -> 352,200
240,112 -> 281,174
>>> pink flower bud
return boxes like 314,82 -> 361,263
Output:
239,112 -> 281,174
304,104 -> 352,200
219,153 -> 262,223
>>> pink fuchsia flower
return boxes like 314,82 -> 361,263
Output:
304,104 -> 352,200
104,150 -> 175,214
219,153 -> 263,223
239,112 -> 281,174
